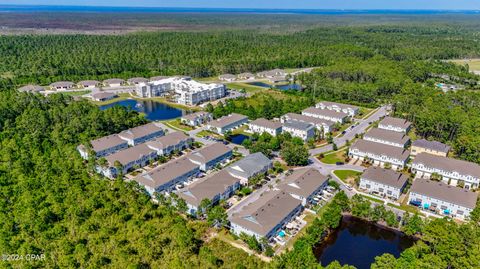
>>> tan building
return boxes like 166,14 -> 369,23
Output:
411,139 -> 450,157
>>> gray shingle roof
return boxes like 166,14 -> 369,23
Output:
412,139 -> 450,153
187,142 -> 232,164
128,77 -> 149,84
90,134 -> 127,153
103,78 -> 125,84
181,111 -> 211,121
134,157 -> 198,190
50,81 -> 74,88
280,167 -> 328,197
283,120 -> 314,131
91,92 -> 117,100
105,144 -> 155,166
283,113 -> 335,128
413,153 -> 480,179
17,85 -> 45,92
379,116 -> 411,131
78,80 -> 100,87
118,123 -> 163,141
361,167 -> 408,189
316,101 -> 359,111
302,107 -> 349,119
364,128 -> 410,146
410,178 -> 478,209
209,113 -> 248,128
249,118 -> 282,130
350,139 -> 410,161
146,132 -> 192,151
226,152 -> 272,180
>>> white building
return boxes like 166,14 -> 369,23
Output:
363,128 -> 410,148
282,120 -> 315,141
186,142 -> 233,171
77,134 -> 128,160
207,113 -> 249,134
135,77 -> 226,106
408,178 -> 478,220
302,107 -> 348,123
103,78 -> 125,87
226,152 -> 272,185
98,144 -> 157,178
281,113 -> 335,134
280,167 -> 329,206
146,132 -> 193,156
118,122 -> 165,146
49,81 -> 74,90
180,111 -> 212,127
315,101 -> 359,117
91,92 -> 118,102
219,74 -> 236,82
378,116 -> 412,133
247,118 -> 282,136
411,153 -> 480,189
78,80 -> 100,89
359,167 -> 408,200
349,139 -> 410,170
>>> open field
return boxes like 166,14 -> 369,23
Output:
333,170 -> 362,183
450,58 -> 480,72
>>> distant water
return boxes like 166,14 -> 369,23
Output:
0,5 -> 479,14
100,99 -> 184,121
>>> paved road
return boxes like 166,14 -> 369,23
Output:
309,105 -> 389,156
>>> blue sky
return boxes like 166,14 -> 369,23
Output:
2,0 -> 480,10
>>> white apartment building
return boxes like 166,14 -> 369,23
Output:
282,120 -> 315,141
359,167 -> 408,200
180,111 -> 212,127
281,113 -> 335,134
408,178 -> 478,220
207,113 -> 249,134
315,101 -> 359,117
146,132 -> 193,156
247,118 -> 283,136
349,139 -> 410,170
363,128 -> 410,148
302,107 -> 348,123
378,116 -> 412,133
135,77 -> 226,106
98,144 -> 158,179
411,153 -> 480,189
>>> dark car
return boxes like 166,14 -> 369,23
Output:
336,162 -> 344,165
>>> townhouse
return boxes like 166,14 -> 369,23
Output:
219,74 -> 236,82
256,69 -> 286,78
177,169 -> 241,215
78,80 -> 100,89
315,101 -> 359,117
411,139 -> 450,157
378,116 -> 412,133
77,134 -> 128,159
237,72 -> 255,80
302,107 -> 348,123
103,78 -> 125,87
118,122 -> 165,146
127,77 -> 148,85
207,113 -> 249,134
230,190 -> 303,240
359,167 -> 408,200
180,111 -> 212,127
411,153 -> 480,189
226,152 -> 273,185
282,120 -> 315,141
247,118 -> 283,136
187,142 -> 233,171
281,113 -> 335,134
49,81 -> 74,90
133,157 -> 200,195
146,131 -> 193,156
91,92 -> 118,102
408,178 -> 478,220
349,139 -> 410,170
280,167 -> 329,206
99,144 -> 157,178
363,128 -> 410,148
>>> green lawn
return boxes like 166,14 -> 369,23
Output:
164,119 -> 195,131
226,82 -> 267,94
360,194 -> 384,204
284,213 -> 316,250
333,170 -> 362,183
231,125 -> 251,136
318,149 -> 347,164
450,58 -> 480,72
61,90 -> 91,96
388,202 -> 423,215
196,130 -> 223,139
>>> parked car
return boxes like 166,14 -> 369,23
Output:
336,162 -> 344,165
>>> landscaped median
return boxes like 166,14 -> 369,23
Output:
317,147 -> 348,164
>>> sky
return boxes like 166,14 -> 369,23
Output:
2,0 -> 480,10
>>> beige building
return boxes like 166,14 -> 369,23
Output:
411,139 -> 450,157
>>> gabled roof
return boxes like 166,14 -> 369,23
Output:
78,80 -> 100,86
379,116 -> 412,130
316,101 -> 359,110
208,113 -> 248,128
91,92 -> 117,100
103,78 -> 125,84
412,139 -> 450,153
283,113 -> 335,128
146,132 -> 191,150
249,118 -> 282,130
230,190 -> 301,237
226,152 -> 272,180
128,77 -> 148,84
361,167 -> 408,189
50,81 -> 74,88
410,178 -> 478,209
280,167 -> 328,197
283,120 -> 314,131
413,153 -> 480,179
118,123 -> 163,141
90,134 -> 127,153
18,84 -> 44,92
177,169 -> 240,207
105,144 -> 155,166
302,107 -> 349,119
187,142 -> 232,164
134,157 -> 199,190
237,72 -> 255,78
181,111 -> 211,121
350,139 -> 410,161
219,74 -> 236,79
364,128 -> 410,145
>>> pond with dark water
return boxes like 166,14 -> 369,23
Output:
246,82 -> 302,90
229,134 -> 250,145
314,216 -> 416,269
100,99 -> 184,121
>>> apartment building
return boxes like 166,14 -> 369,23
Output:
146,132 -> 193,156
180,111 -> 212,127
78,134 -> 128,159
349,139 -> 410,170
315,101 -> 359,117
226,152 -> 272,185
408,178 -> 478,220
411,139 -> 450,157
187,142 -> 233,171
99,144 -> 157,178
359,167 -> 408,200
118,122 -> 165,146
363,128 -> 410,148
281,113 -> 335,134
282,120 -> 315,141
247,118 -> 283,136
102,78 -> 125,87
378,116 -> 412,133
280,167 -> 329,206
411,153 -> 480,189
207,113 -> 249,134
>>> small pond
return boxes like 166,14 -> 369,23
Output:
314,216 -> 416,269
100,99 -> 184,121
229,134 -> 250,145
246,82 -> 302,91
247,81 -> 273,88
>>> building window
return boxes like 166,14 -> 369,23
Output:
457,210 -> 464,215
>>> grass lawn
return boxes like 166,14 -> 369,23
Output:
231,125 -> 251,136
389,202 -> 423,215
226,82 -> 267,94
196,130 -> 223,139
360,194 -> 384,204
318,149 -> 347,164
92,93 -> 131,105
333,170 -> 362,183
164,119 -> 195,131
61,90 -> 91,96
450,58 -> 480,71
